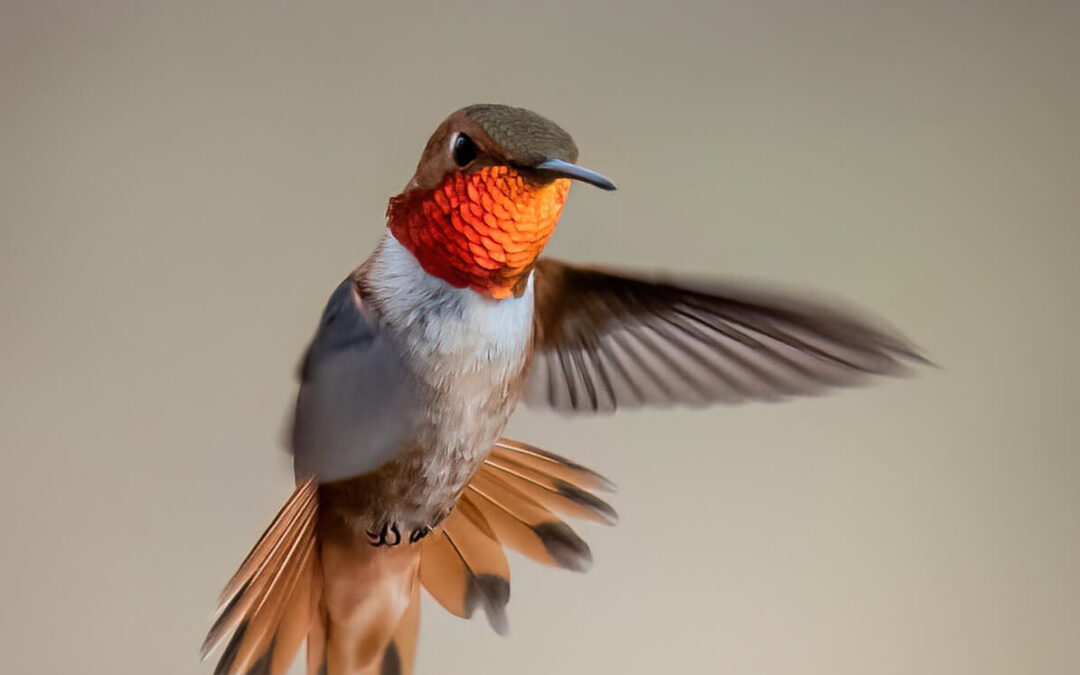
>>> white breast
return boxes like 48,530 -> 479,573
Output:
369,235 -> 534,376
366,236 -> 536,520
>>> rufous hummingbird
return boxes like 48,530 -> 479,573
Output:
202,104 -> 924,675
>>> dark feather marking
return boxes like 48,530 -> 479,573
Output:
214,620 -> 247,675
544,353 -> 569,410
673,296 -> 883,373
657,313 -> 808,398
471,574 -> 511,633
482,458 -> 617,524
679,294 -> 903,370
554,479 -> 619,524
568,343 -> 600,411
492,439 -> 617,492
555,347 -> 580,410
534,521 -> 593,572
245,637 -> 274,675
203,582 -> 248,658
593,338 -> 647,405
671,302 -> 767,349
607,328 -> 674,401
464,485 -> 593,571
632,320 -> 718,401
443,531 -> 510,634
380,642 -> 402,675
579,336 -> 617,410
678,309 -> 837,388
667,307 -> 861,389
655,313 -> 772,398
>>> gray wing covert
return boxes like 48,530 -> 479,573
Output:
290,276 -> 417,482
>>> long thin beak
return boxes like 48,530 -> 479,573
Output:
535,158 -> 617,191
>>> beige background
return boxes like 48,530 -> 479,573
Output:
2,2 -> 1077,674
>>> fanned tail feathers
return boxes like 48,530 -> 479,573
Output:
418,438 -> 616,634
203,439 -> 614,675
202,479 -> 320,675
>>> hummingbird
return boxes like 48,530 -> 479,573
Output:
202,104 -> 924,675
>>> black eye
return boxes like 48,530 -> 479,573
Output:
452,133 -> 479,167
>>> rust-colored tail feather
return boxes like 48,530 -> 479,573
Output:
489,439 -> 617,494
419,500 -> 511,634
205,439 -> 614,674
204,479 -> 420,675
320,536 -> 420,674
464,469 -> 595,572
369,577 -> 422,675
203,479 -> 319,675
418,437 -> 617,634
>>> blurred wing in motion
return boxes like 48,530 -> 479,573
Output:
526,258 -> 927,414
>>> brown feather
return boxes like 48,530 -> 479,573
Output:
490,439 -> 616,492
372,575 -> 422,675
228,537 -> 315,675
305,574 -> 326,675
415,437 -> 616,635
269,555 -> 314,675
203,480 -> 319,675
441,502 -> 511,633
212,483 -> 319,623
418,530 -> 470,618
205,512 -> 311,666
464,468 -> 594,572
528,258 -> 928,413
321,536 -> 420,674
476,461 -> 617,525
419,506 -> 511,634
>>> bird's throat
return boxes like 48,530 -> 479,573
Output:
387,167 -> 570,299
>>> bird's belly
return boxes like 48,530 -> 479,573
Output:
319,362 -> 525,543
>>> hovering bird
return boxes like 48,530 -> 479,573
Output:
202,104 -> 924,675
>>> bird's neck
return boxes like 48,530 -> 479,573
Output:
386,167 -> 569,299
367,235 -> 537,379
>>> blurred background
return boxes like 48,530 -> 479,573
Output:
1,2 -> 1077,674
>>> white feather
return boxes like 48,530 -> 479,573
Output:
369,235 -> 533,374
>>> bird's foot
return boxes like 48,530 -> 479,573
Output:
365,521 -> 402,547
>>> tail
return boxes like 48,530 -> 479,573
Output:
201,479 -> 321,675
417,438 -> 617,633
203,438 -> 615,675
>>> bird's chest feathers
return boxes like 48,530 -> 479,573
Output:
366,237 -> 533,522
372,236 -> 534,409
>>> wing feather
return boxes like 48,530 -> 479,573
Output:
527,259 -> 927,414
289,274 -> 418,481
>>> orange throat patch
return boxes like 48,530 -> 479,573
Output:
387,166 -> 570,299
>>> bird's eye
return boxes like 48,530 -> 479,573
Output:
452,133 -> 479,167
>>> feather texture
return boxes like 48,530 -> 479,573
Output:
419,435 -> 616,636
527,258 -> 928,413
321,536 -> 421,675
203,479 -> 320,675
371,581 -> 422,675
489,439 -> 616,493
419,504 -> 512,634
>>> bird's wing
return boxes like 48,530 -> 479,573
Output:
289,275 -> 418,481
524,258 -> 927,414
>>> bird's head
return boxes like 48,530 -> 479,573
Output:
387,104 -> 615,299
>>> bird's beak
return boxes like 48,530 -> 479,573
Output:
535,159 -> 617,191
